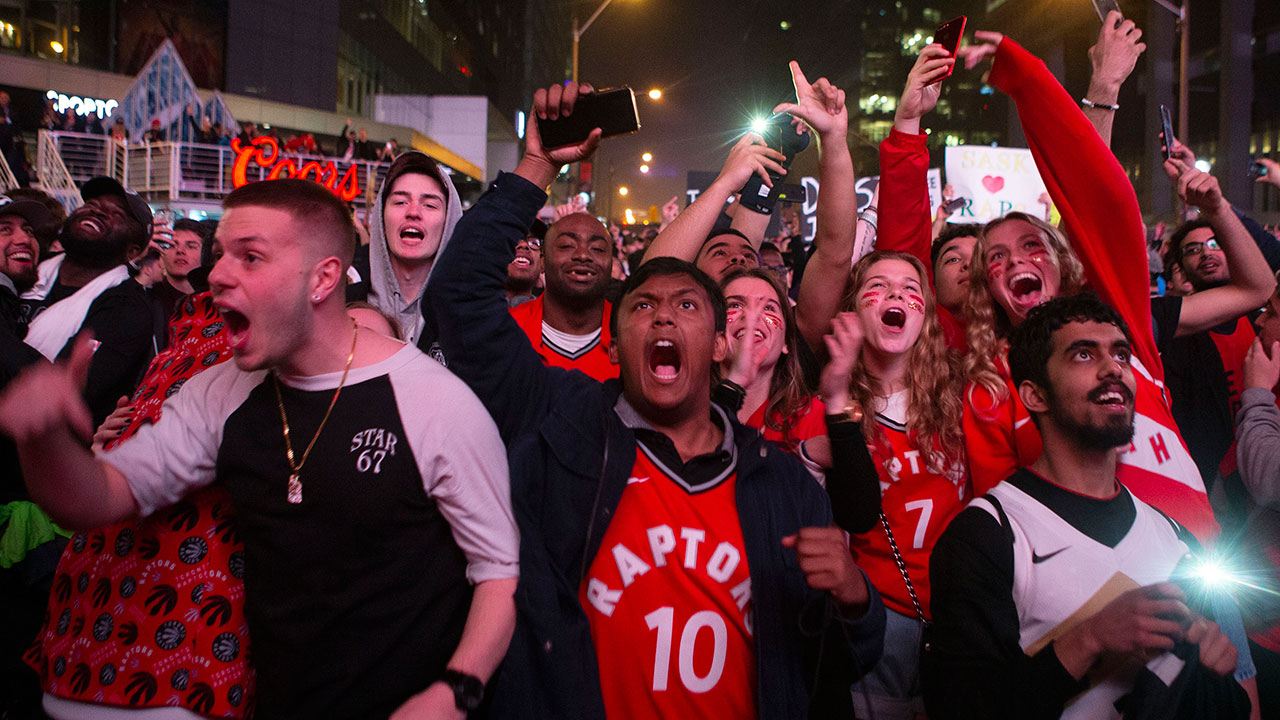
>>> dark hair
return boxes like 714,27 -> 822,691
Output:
172,218 -> 209,242
528,218 -> 549,242
223,179 -> 356,265
700,227 -> 754,255
931,223 -> 982,272
759,241 -> 788,266
609,257 -> 726,337
1008,291 -> 1132,394
1165,218 -> 1214,271
381,151 -> 444,214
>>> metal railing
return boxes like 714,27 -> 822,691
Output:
0,150 -> 18,192
38,131 -> 391,211
37,131 -> 83,212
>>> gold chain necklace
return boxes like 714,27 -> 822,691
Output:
272,319 -> 359,504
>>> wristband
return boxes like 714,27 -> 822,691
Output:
1080,98 -> 1119,111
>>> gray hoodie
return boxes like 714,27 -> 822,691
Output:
366,151 -> 464,346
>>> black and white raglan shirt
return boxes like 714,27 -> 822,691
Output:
102,343 -> 518,719
923,468 -> 1198,720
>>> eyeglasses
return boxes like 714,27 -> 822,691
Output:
1181,237 -> 1220,259
518,237 -> 542,250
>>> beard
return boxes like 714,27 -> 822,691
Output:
58,222 -> 139,270
1045,385 -> 1136,452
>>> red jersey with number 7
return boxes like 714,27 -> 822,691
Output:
852,397 -> 968,620
580,448 -> 756,720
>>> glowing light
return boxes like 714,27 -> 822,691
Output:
779,20 -> 791,30
750,117 -> 768,134
648,89 -> 662,100
50,40 -> 64,54
1194,560 -> 1232,590
1194,160 -> 1211,173
639,164 -> 650,174
624,208 -> 636,224
618,186 -> 629,196
641,152 -> 653,162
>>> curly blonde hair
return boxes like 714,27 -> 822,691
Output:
841,250 -> 965,471
963,212 -> 1086,412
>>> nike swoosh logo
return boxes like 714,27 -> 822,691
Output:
1031,547 -> 1070,564
627,476 -> 649,485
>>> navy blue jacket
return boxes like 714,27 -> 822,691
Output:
427,172 -> 885,719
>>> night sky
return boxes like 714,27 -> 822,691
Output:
574,0 -> 882,219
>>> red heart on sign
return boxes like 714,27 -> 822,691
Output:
981,175 -> 1005,193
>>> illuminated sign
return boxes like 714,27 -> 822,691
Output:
46,90 -> 119,119
231,136 -> 361,202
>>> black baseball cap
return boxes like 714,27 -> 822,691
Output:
80,177 -> 154,238
0,193 -> 51,229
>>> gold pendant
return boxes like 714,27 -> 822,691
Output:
287,474 -> 303,504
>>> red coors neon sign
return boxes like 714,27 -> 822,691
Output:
230,136 -> 361,202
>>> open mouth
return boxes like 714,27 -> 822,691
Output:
7,249 -> 33,265
881,307 -> 906,330
77,217 -> 104,234
648,339 -> 682,382
1088,383 -> 1133,411
1008,272 -> 1043,301
399,228 -> 425,243
512,256 -> 532,268
1200,259 -> 1221,273
219,308 -> 250,350
567,265 -> 597,281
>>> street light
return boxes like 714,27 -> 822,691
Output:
640,164 -> 650,174
618,186 -> 629,196
648,89 -> 662,100
50,40 -> 64,54
573,0 -> 628,83
641,152 -> 653,162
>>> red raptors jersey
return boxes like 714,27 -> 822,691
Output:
856,395 -> 968,619
580,448 -> 756,720
745,396 -> 827,456
964,356 -> 1219,542
510,296 -> 619,381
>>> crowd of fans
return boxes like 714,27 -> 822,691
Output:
0,91 -> 403,188
3,13 -> 1280,720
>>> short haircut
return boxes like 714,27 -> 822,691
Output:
1165,218 -> 1214,271
759,241 -> 787,266
610,257 -> 727,337
931,223 -> 982,272
1008,291 -> 1132,394
223,179 -> 356,266
701,227 -> 753,252
172,218 -> 210,242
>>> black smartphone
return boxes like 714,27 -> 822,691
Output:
930,16 -> 967,84
774,183 -> 807,205
1159,104 -> 1175,162
1091,0 -> 1122,24
942,197 -> 967,215
537,87 -> 640,149
1250,159 -> 1270,179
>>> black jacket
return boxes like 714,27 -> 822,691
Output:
427,171 -> 885,719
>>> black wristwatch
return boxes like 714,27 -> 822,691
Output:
441,669 -> 484,713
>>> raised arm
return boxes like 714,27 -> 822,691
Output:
643,134 -> 785,263
969,33 -> 1159,372
428,81 -> 602,442
773,62 -> 858,353
877,45 -> 954,278
1164,159 -> 1277,337
0,336 -> 140,529
1082,11 -> 1145,148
